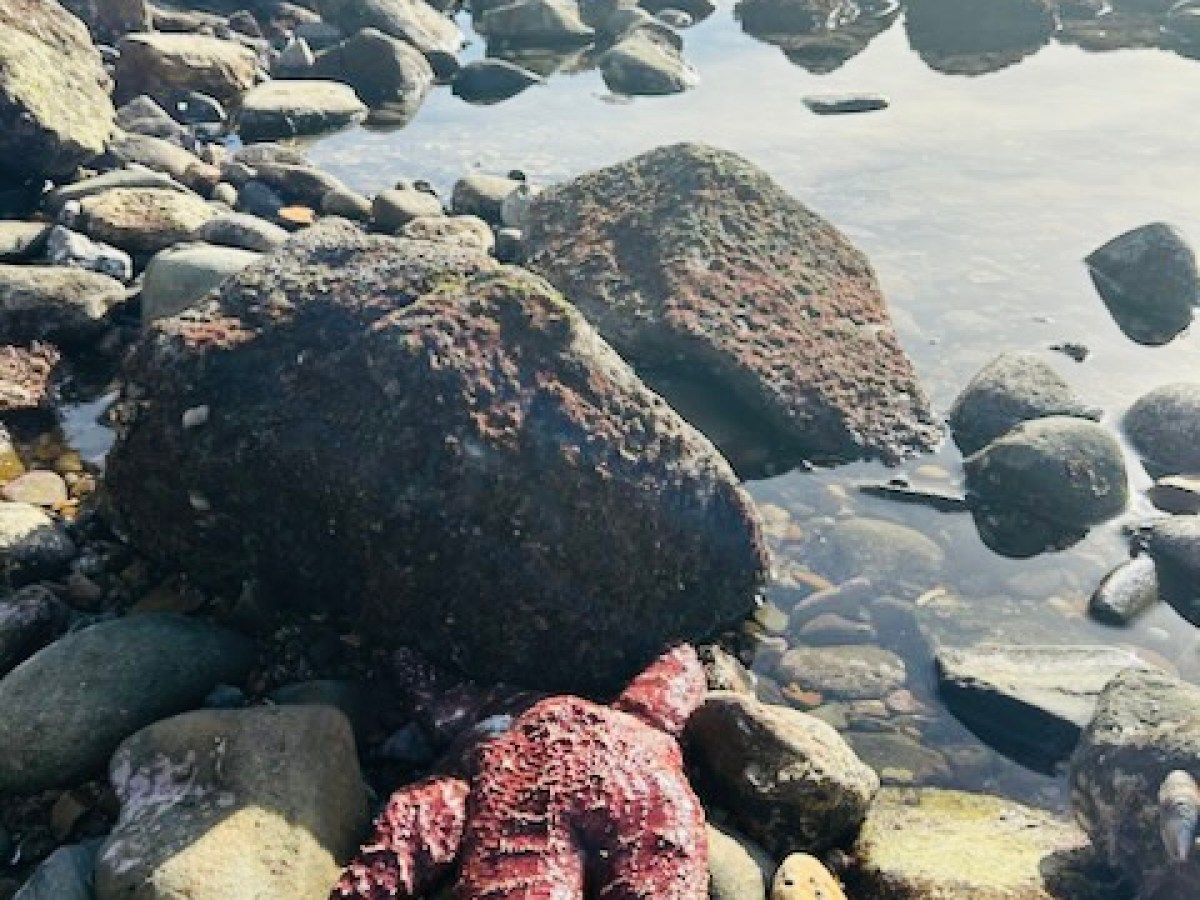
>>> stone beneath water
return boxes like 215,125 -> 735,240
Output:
523,144 -> 941,467
803,93 -> 889,114
802,516 -> 944,589
1070,668 -> 1200,897
777,645 -> 907,701
104,222 -> 767,692
687,691 -> 879,857
948,351 -> 1100,456
237,81 -> 369,140
95,706 -> 368,900
936,643 -> 1162,770
844,787 -> 1096,900
1124,382 -> 1200,475
0,613 -> 255,793
905,0 -> 1057,75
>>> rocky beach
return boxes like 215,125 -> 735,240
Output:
2,0 -> 1200,898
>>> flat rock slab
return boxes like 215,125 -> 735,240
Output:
0,613 -> 255,793
803,93 -> 889,114
237,80 -> 368,140
844,787 -> 1095,900
96,705 -> 368,900
523,143 -> 940,465
936,643 -> 1160,769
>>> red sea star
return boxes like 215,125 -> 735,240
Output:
332,645 -> 709,900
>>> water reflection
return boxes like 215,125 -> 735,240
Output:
904,0 -> 1055,74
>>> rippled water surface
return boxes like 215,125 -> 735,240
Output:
268,10 -> 1200,804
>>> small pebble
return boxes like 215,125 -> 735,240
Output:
771,853 -> 847,900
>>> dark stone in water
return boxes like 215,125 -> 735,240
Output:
803,93 -> 889,114
1089,555 -> 1159,626
1124,382 -> 1200,475
1145,516 -> 1200,627
452,58 -> 543,104
905,0 -> 1056,75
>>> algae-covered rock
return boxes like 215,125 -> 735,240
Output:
114,34 -> 257,106
523,144 -> 940,467
105,221 -> 767,693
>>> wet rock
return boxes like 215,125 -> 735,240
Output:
0,613 -> 256,794
0,265 -> 125,346
1124,382 -> 1200,474
771,853 -> 846,900
0,223 -> 51,263
96,706 -> 368,900
500,183 -> 540,229
78,188 -> 219,259
599,31 -> 700,94
321,188 -> 374,220
372,186 -> 444,231
115,34 -> 258,106
452,173 -> 522,225
845,787 -> 1094,900
657,8 -> 695,26
104,222 -> 767,692
963,416 -> 1129,535
482,0 -> 596,45
948,351 -> 1101,456
687,691 -> 879,856
315,0 -> 464,57
598,6 -> 684,48
237,80 -> 368,140
197,212 -> 289,253
0,344 -> 60,412
1086,222 -> 1198,346
61,0 -> 149,42
174,91 -> 226,127
1145,516 -> 1200,626
0,1 -> 116,182
736,0 -> 855,33
803,93 -> 889,114
524,144 -> 940,467
937,643 -> 1161,770
844,732 -> 951,785
115,95 -> 188,142
453,58 -> 544,103
45,226 -> 134,283
708,823 -> 772,900
1090,555 -> 1158,625
140,243 -> 262,324
1,470 -> 68,508
312,27 -> 435,107
12,840 -> 101,900
1070,668 -> 1200,897
777,645 -> 906,701
905,0 -> 1057,75
1148,474 -> 1200,515
804,517 -> 943,589
402,215 -> 495,252
0,584 -> 67,677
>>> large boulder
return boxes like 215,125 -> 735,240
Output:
78,187 -> 219,259
905,0 -> 1057,75
311,27 -> 435,108
1124,382 -> 1200,474
114,33 -> 258,106
315,0 -> 463,56
523,144 -> 940,467
237,80 -> 368,140
104,222 -> 768,692
60,0 -> 150,42
0,264 -> 125,346
1070,668 -> 1200,897
0,0 -> 115,181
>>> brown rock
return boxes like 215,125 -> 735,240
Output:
115,33 -> 258,106
0,344 -> 61,411
79,188 -> 218,257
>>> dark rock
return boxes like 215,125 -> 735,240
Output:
268,679 -> 378,740
1089,555 -> 1158,626
114,34 -> 258,106
237,80 -> 369,140
0,223 -> 52,263
60,0 -> 149,42
273,36 -> 316,77
314,0 -> 464,57
641,0 -> 716,17
104,222 -> 768,692
481,0 -> 596,45
523,144 -> 940,468
776,645 -> 906,701
687,691 -> 879,856
1145,516 -> 1200,626
948,351 -> 1101,456
45,226 -> 133,283
116,95 -> 188,142
0,265 -> 125,346
599,31 -> 699,94
0,503 -> 74,586
937,643 -> 1161,770
312,27 -> 435,107
236,179 -> 285,219
172,91 -> 228,126
12,840 -> 101,900
803,92 -> 889,114
1148,474 -> 1200,514
0,1 -> 116,182
1086,222 -> 1198,346
1124,382 -> 1200,474
0,613 -> 256,793
905,0 -> 1057,75
736,0 -> 855,33
656,8 -> 694,26
250,160 -> 349,208
0,585 -> 68,677
1070,668 -> 1200,897
451,174 -> 521,224
803,516 -> 943,589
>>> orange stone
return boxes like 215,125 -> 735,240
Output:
771,853 -> 847,900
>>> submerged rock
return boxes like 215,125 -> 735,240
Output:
104,222 -> 768,692
523,144 -> 940,468
905,0 -> 1057,75
803,516 -> 943,589
1124,382 -> 1200,474
776,645 -> 907,701
96,706 -> 368,900
1089,555 -> 1159,626
687,691 -> 879,856
948,351 -> 1100,456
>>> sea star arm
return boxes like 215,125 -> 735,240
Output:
331,776 -> 470,900
611,645 -> 706,736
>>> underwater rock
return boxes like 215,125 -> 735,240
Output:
452,59 -> 544,104
104,221 -> 767,692
905,0 -> 1056,75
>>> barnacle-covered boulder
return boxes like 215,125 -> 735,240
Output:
104,221 -> 767,692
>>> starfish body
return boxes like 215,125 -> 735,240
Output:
333,646 -> 709,900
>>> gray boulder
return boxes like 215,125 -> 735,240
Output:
197,212 -> 289,253
373,187 -> 444,231
45,169 -> 190,214
96,706 -> 368,900
115,95 -> 188,142
312,27 -> 435,107
451,174 -> 522,225
114,34 -> 258,106
0,265 -> 125,345
776,645 -> 906,701
948,351 -> 1100,456
803,516 -> 943,589
103,222 -> 768,692
481,0 -> 596,44
237,80 -> 369,140
599,31 -> 699,94
315,0 -> 463,56
45,226 -> 133,283
452,59 -> 543,103
78,188 -> 219,258
1124,382 -> 1200,474
140,243 -> 262,325
1145,516 -> 1200,626
0,613 -> 256,793
687,691 -> 879,856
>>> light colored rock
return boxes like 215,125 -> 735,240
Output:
0,264 -> 125,345
197,213 -> 289,253
0,223 -> 51,262
79,188 -> 219,257
771,853 -> 846,900
708,823 -> 772,900
777,645 -> 906,701
141,243 -> 262,324
96,705 -> 368,900
402,214 -> 495,252
115,33 -> 258,105
805,516 -> 943,588
315,0 -> 463,56
0,501 -> 73,585
1,470 -> 68,508
599,31 -> 699,95
452,174 -> 521,225
372,187 -> 444,231
237,80 -> 368,140
45,169 -> 190,214
45,226 -> 133,283
0,344 -> 60,412
481,0 -> 596,44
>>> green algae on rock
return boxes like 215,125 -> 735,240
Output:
105,221 -> 767,692
523,144 -> 940,469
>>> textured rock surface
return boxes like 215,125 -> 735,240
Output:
61,0 -> 150,41
776,645 -> 906,702
1124,382 -> 1200,474
237,80 -> 369,140
0,264 -> 125,346
803,517 -> 943,589
708,823 -> 771,900
1070,668 -> 1200,898
312,27 -> 435,107
523,144 -> 939,465
114,34 -> 258,105
79,188 -> 219,258
315,0 -> 464,56
0,613 -> 255,793
0,584 -> 67,677
96,706 -> 368,900
1145,516 -> 1200,626
13,840 -> 101,900
0,344 -> 61,411
948,351 -> 1100,456
687,691 -> 879,856
105,222 -> 767,692
599,32 -> 700,96
0,0 -> 115,181
905,0 -> 1057,75
845,788 -> 1094,900
0,501 -> 75,585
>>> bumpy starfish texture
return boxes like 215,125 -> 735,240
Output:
332,645 -> 709,900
